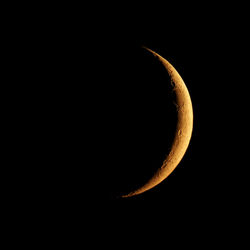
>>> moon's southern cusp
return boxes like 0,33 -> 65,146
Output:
122,48 -> 193,198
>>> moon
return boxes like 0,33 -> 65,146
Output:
121,48 -> 193,198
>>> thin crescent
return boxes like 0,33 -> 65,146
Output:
122,48 -> 193,198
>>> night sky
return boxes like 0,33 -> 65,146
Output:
14,6 -> 248,243
34,17 -> 243,209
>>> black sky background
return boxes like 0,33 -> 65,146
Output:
99,28 -> 233,200
6,4 -> 249,244
84,11 -> 248,234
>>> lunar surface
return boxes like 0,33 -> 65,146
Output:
121,48 -> 193,198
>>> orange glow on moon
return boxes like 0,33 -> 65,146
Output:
122,48 -> 193,198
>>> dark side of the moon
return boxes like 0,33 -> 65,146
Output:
98,47 -> 179,199
31,42 -> 179,203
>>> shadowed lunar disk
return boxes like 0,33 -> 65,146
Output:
120,48 -> 193,198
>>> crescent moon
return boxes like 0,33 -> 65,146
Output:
121,48 -> 193,198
